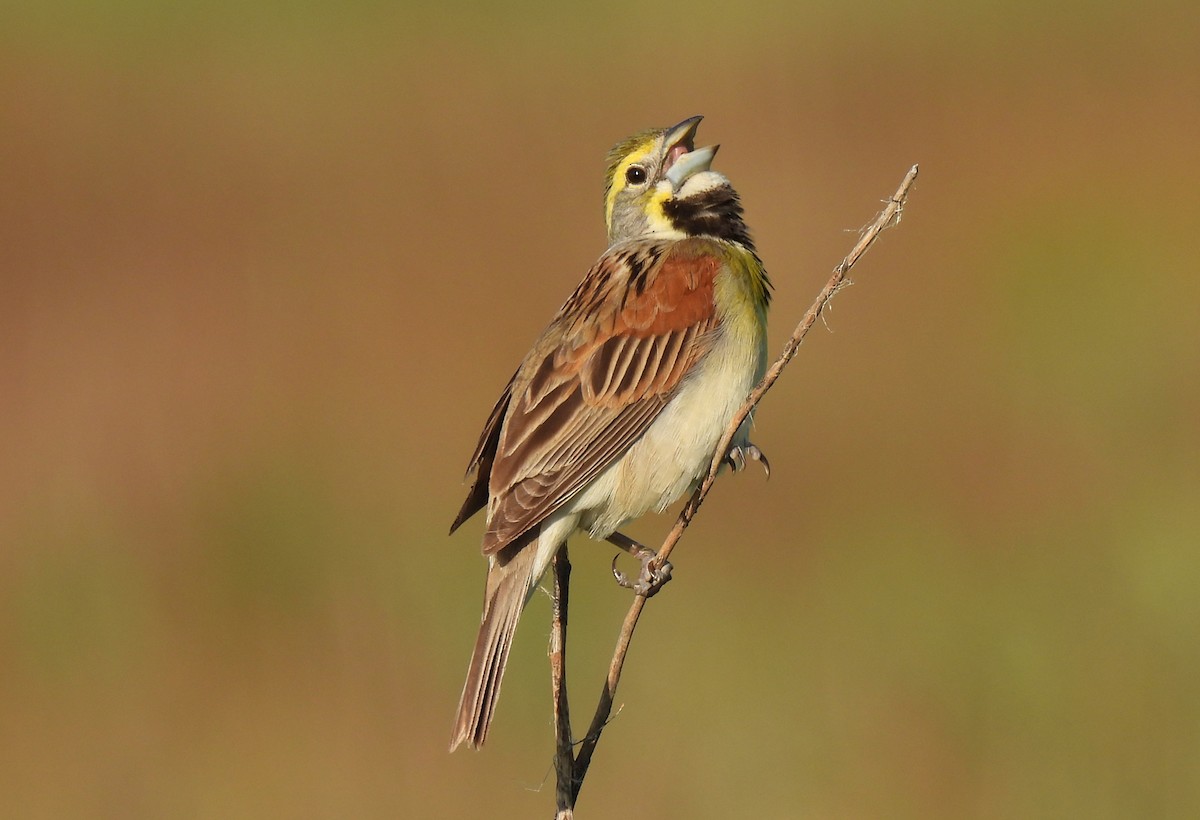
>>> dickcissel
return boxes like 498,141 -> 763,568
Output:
449,116 -> 771,752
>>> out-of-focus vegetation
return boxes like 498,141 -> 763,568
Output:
2,1 -> 1198,816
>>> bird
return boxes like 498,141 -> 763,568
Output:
449,115 -> 771,752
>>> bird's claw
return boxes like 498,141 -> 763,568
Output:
724,442 -> 771,478
611,552 -> 674,598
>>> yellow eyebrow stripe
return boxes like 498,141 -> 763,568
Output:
605,143 -> 655,229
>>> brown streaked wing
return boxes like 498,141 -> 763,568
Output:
479,238 -> 725,556
450,373 -> 516,535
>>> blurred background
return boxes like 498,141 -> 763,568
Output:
2,0 -> 1198,816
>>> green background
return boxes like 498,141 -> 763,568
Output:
3,1 -> 1198,816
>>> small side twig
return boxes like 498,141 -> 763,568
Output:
550,164 -> 918,815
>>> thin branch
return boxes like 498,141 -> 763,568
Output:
550,547 -> 574,819
571,594 -> 644,800
656,163 -> 919,571
565,163 -> 919,808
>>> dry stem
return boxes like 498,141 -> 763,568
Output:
550,548 -> 573,818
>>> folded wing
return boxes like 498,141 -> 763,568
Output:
462,237 -> 725,555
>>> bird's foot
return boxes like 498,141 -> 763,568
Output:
724,442 -> 771,478
607,532 -> 673,598
611,551 -> 673,598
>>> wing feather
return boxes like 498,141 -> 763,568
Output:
454,237 -> 727,555
450,373 -> 516,535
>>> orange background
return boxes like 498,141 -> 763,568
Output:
3,1 -> 1198,816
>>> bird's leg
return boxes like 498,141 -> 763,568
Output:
607,531 -> 673,598
724,442 -> 771,478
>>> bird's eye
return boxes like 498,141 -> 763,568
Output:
625,166 -> 647,185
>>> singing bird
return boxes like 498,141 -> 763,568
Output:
449,116 -> 771,751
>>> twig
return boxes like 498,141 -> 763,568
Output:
570,593 -> 643,801
550,547 -> 574,819
549,163 -> 919,815
656,163 -> 919,570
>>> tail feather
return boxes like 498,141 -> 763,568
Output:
449,545 -> 537,751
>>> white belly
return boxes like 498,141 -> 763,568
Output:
569,323 -> 763,539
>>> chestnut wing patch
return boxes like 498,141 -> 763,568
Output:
479,239 -> 724,555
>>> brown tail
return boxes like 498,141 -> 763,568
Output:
449,544 -> 538,751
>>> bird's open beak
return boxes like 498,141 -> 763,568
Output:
663,115 -> 718,188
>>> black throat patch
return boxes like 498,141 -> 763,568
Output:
662,185 -> 755,250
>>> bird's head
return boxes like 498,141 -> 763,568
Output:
603,115 -> 751,248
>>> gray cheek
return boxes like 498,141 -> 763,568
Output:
610,208 -> 648,244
